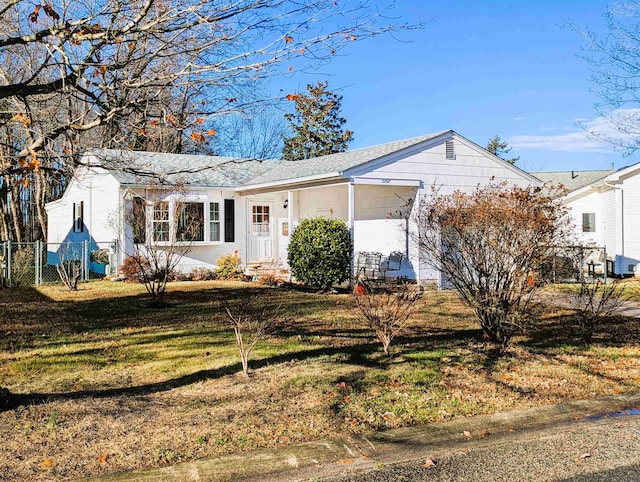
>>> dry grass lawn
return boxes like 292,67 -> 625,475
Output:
1,279 -> 640,481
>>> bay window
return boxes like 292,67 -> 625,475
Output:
177,202 -> 204,242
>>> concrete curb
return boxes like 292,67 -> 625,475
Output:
87,392 -> 640,482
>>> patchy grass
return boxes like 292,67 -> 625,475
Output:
1,280 -> 640,480
546,277 -> 640,301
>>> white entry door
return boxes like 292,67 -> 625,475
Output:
249,203 -> 273,262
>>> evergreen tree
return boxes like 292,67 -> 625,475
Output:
486,135 -> 520,165
282,81 -> 354,160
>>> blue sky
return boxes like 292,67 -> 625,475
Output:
271,0 -> 634,172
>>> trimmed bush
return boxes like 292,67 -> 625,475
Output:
215,253 -> 243,279
288,217 -> 352,290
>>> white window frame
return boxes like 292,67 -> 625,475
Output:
582,212 -> 595,233
145,194 -> 226,246
209,201 -> 221,242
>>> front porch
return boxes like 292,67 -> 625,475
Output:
239,179 -> 426,283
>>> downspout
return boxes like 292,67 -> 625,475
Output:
604,181 -> 624,274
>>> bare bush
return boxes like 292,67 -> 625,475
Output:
571,278 -> 626,345
121,188 -> 198,305
56,242 -> 83,291
353,281 -> 422,356
222,294 -> 283,377
415,183 -> 571,348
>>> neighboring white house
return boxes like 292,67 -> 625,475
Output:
534,164 -> 640,277
45,130 -> 539,285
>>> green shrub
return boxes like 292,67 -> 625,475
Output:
288,217 -> 352,290
215,253 -> 243,279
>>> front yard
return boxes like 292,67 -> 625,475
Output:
1,280 -> 640,481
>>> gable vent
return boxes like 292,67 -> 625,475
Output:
445,140 -> 456,160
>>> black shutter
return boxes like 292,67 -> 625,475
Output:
80,201 -> 84,232
224,199 -> 235,242
72,202 -> 76,231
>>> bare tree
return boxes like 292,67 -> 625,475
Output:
414,183 -> 571,348
214,107 -> 287,160
222,294 -> 283,377
121,186 -> 200,306
576,2 -> 640,154
0,1 -> 416,242
353,281 -> 422,356
0,1 -> 414,175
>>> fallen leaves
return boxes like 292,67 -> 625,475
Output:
338,458 -> 354,465
423,458 -> 436,469
41,458 -> 53,467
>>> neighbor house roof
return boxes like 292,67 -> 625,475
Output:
86,149 -> 278,188
530,169 -> 616,192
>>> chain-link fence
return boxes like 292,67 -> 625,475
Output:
1,240 -> 118,287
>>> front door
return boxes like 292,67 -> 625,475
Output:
249,202 -> 273,262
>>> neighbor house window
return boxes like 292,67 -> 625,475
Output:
224,199 -> 235,242
153,201 -> 170,242
176,202 -> 204,242
582,213 -> 595,232
72,201 -> 84,233
132,197 -> 146,244
209,202 -> 220,242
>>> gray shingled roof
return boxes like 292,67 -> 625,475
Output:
246,132 -> 447,186
88,149 -> 278,188
86,132 -> 447,188
531,169 -> 616,192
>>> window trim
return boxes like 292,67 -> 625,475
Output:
209,201 -> 221,242
143,195 -> 233,246
582,212 -> 596,233
152,201 -> 170,242
73,201 -> 84,233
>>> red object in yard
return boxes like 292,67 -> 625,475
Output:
354,284 -> 366,296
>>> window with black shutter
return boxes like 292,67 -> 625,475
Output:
224,199 -> 235,242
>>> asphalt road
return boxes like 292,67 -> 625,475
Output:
331,412 -> 640,482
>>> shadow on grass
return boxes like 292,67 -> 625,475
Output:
1,339 -> 388,411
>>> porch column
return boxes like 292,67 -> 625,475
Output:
347,182 -> 355,244
287,190 -> 293,236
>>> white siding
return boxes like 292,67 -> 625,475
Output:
565,190 -> 605,247
46,167 -> 121,244
350,137 -> 531,194
620,174 -> 640,275
296,184 -> 348,219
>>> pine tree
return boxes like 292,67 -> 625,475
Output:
282,81 -> 354,160
486,135 -> 520,165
